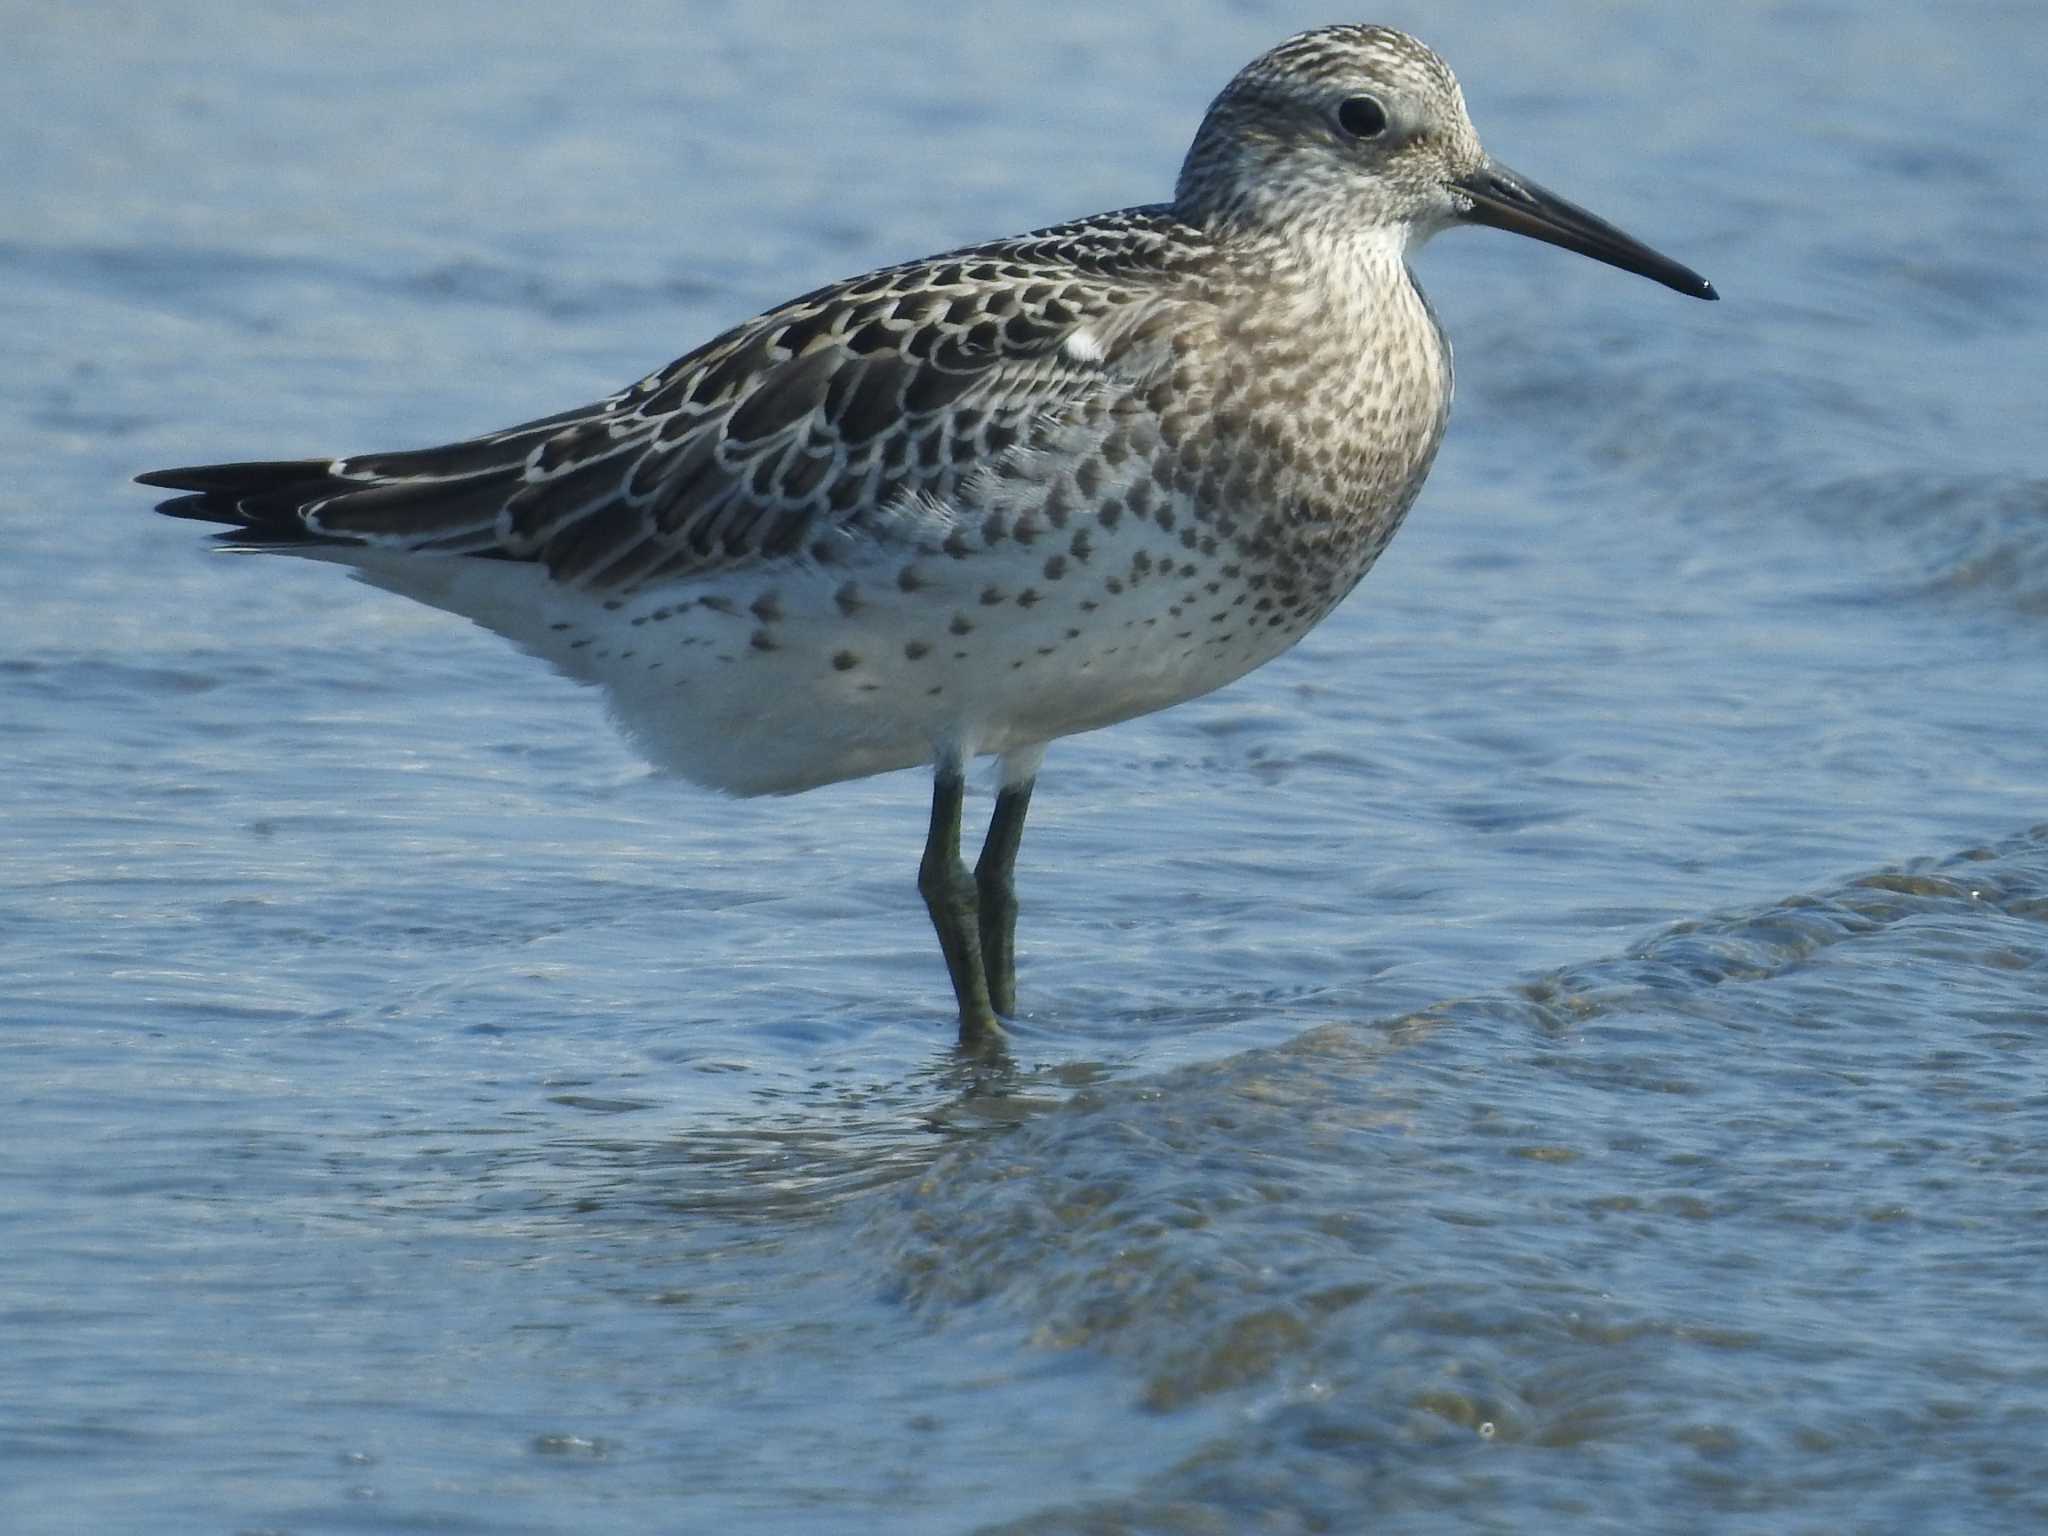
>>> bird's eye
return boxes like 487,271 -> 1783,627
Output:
1336,95 -> 1389,139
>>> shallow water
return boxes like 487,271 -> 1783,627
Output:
4,2 -> 2046,1532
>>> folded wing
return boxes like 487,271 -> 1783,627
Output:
140,216 -> 1188,595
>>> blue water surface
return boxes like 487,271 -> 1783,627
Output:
4,3 -> 2045,1532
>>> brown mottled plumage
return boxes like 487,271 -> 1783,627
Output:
139,26 -> 1714,1046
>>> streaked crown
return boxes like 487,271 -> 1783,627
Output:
1173,25 -> 1486,240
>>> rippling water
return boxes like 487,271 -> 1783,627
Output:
5,3 -> 2045,1532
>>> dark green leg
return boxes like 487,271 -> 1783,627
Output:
919,767 -> 1000,1048
974,776 -> 1035,1018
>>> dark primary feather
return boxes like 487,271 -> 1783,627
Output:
140,209 -> 1206,590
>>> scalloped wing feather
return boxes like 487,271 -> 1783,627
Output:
141,211 -> 1202,594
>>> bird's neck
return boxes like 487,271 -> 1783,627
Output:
1190,223 -> 1454,606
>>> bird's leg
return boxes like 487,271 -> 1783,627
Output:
974,774 -> 1036,1019
919,765 -> 1000,1048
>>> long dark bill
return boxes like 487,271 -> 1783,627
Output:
1456,161 -> 1717,300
